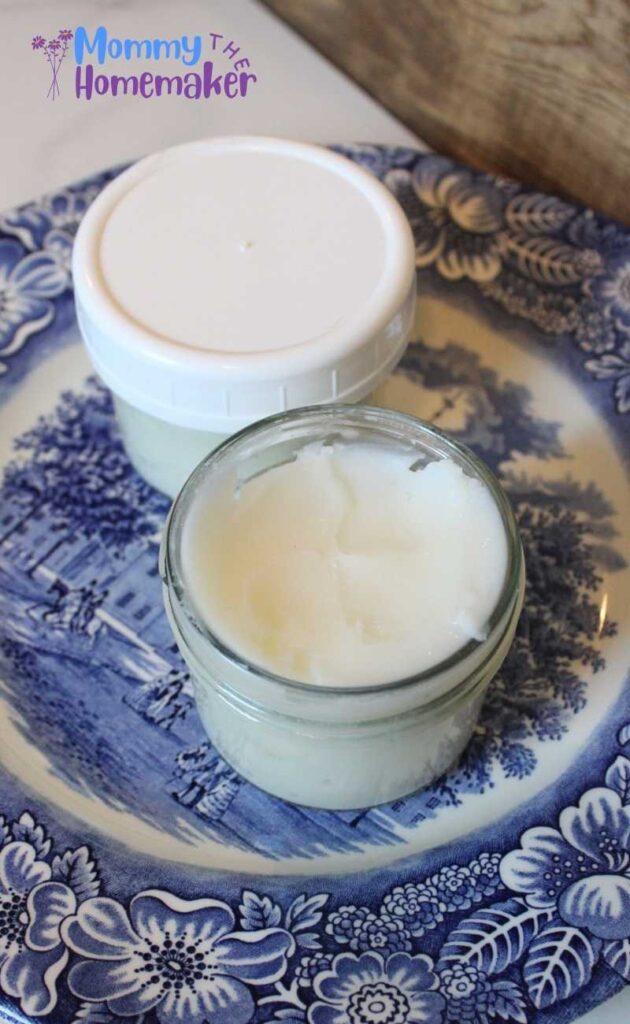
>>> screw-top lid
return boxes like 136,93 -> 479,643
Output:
73,137 -> 416,431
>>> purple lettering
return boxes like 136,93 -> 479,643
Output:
208,32 -> 223,50
95,74 -> 109,96
234,58 -> 250,71
203,60 -> 223,96
223,71 -> 238,98
183,73 -> 202,99
75,63 -> 93,99
139,71 -> 154,97
155,74 -> 183,96
110,74 -> 139,96
239,72 -> 257,96
223,40 -> 240,60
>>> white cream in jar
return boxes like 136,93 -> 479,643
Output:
73,137 -> 416,496
162,407 -> 525,809
182,445 -> 508,687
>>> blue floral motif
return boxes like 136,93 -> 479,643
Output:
0,239 -> 68,372
385,156 -> 505,282
380,885 -> 446,939
0,184 -> 105,255
62,890 -> 295,1023
0,177 -> 119,373
324,906 -> 412,955
0,785 -> 627,1020
501,783 -> 630,940
331,143 -> 427,180
573,299 -> 618,353
296,952 -> 334,986
308,951 -> 445,1024
589,253 -> 630,332
428,866 -> 477,913
585,340 -> 630,413
380,857 -> 504,940
0,841 -> 76,1017
470,853 -> 504,900
379,149 -> 630,413
438,964 -> 492,1023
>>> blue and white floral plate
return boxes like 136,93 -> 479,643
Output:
0,145 -> 628,1024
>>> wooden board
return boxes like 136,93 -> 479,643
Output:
262,0 -> 630,224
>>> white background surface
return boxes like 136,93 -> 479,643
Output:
0,0 -> 626,1018
0,0 -> 416,209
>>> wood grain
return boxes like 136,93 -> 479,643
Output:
261,0 -> 630,223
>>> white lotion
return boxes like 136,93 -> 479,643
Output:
181,445 -> 508,686
162,407 -> 524,808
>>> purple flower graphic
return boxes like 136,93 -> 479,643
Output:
30,29 -> 73,99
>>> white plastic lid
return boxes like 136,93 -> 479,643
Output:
73,137 -> 416,431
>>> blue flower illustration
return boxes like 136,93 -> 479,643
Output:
500,785 -> 630,940
574,300 -> 618,353
590,254 -> 630,332
0,841 -> 77,1017
1,185 -> 102,253
429,866 -> 476,913
41,230 -> 73,275
439,962 -> 485,1000
585,339 -> 630,414
309,951 -> 445,1024
326,906 -> 374,946
381,884 -> 446,937
296,951 -> 333,986
326,905 -> 411,954
62,889 -> 294,1024
438,964 -> 492,1023
469,853 -> 503,900
332,143 -> 425,180
0,239 -> 68,369
385,156 -> 504,282
355,914 -> 412,955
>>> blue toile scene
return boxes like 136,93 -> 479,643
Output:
0,145 -> 627,1023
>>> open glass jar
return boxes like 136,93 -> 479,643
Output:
160,406 -> 525,810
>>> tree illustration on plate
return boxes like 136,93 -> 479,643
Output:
2,379 -> 168,557
399,340 -> 622,800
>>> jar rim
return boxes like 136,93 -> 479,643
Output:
161,404 -> 525,697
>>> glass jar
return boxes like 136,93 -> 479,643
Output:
160,406 -> 525,809
73,136 -> 416,497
